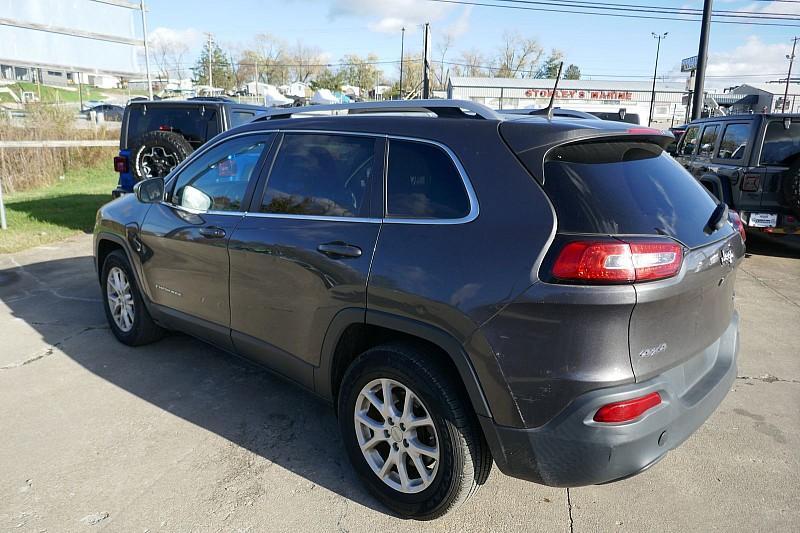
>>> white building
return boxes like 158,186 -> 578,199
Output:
727,83 -> 800,114
447,77 -> 688,126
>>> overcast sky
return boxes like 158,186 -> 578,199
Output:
145,0 -> 800,87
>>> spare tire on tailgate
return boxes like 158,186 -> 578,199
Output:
129,130 -> 193,182
782,159 -> 800,217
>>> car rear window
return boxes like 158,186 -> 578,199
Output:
542,141 -> 725,249
126,105 -> 220,148
760,119 -> 800,166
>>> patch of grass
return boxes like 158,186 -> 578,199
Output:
11,81 -> 106,104
0,164 -> 116,254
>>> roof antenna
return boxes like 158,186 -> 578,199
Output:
545,62 -> 564,121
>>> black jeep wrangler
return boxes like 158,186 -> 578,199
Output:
671,114 -> 800,235
112,98 -> 268,197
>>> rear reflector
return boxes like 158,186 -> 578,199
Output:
741,174 -> 760,192
113,156 -> 128,173
551,239 -> 682,284
593,392 -> 662,423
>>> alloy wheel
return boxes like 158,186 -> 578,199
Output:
106,266 -> 135,332
353,378 -> 440,494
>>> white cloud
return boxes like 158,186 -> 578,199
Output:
443,6 -> 472,39
148,27 -> 203,48
705,35 -> 792,84
328,0 -> 453,34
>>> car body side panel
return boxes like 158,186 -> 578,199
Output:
366,124 -> 556,427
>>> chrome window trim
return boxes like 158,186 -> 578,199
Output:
159,128 -> 480,226
244,212 -> 381,223
261,129 -> 479,226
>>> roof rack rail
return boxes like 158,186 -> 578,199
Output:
259,99 -> 501,121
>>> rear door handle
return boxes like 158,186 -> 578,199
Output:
317,242 -> 362,258
199,226 -> 226,239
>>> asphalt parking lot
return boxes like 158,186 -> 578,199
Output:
1,233 -> 798,532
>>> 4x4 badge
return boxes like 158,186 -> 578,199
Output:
720,248 -> 735,267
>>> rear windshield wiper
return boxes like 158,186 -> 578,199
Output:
705,202 -> 729,235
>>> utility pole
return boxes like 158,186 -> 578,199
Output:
783,37 -> 799,113
140,0 -> 153,100
422,23 -> 431,99
399,27 -> 405,99
206,32 -> 213,89
691,0 -> 713,120
254,59 -> 260,101
649,32 -> 668,127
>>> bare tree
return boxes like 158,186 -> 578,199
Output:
434,34 -> 453,90
289,41 -> 326,83
494,31 -> 542,78
458,49 -> 487,77
149,34 -> 190,83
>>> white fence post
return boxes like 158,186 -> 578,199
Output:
0,177 -> 7,231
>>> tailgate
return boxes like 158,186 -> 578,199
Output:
628,232 -> 744,381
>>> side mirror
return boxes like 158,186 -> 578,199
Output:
134,177 -> 165,203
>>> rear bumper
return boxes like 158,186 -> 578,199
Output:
481,312 -> 739,487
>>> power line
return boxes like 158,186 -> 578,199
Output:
423,0 -> 800,27
491,0 -> 800,19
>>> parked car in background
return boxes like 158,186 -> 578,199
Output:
112,98 -> 268,196
95,100 -> 743,519
671,114 -> 800,235
80,104 -> 124,122
587,109 -> 643,125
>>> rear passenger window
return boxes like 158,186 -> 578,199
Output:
386,140 -> 469,219
717,123 -> 751,160
760,119 -> 800,166
678,126 -> 699,156
698,125 -> 720,157
261,134 -> 376,217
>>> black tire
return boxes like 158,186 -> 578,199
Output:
337,343 -> 491,520
129,130 -> 194,182
782,160 -> 800,217
101,250 -> 164,346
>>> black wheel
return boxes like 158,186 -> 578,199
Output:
338,343 -> 491,520
129,130 -> 193,182
101,250 -> 164,346
782,160 -> 800,217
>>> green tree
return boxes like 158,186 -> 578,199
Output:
193,36 -> 235,90
338,54 -> 382,95
564,64 -> 581,80
536,50 -> 565,79
310,68 -> 345,91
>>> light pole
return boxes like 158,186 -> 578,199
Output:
399,27 -> 405,99
783,37 -> 798,113
649,32 -> 667,127
140,0 -> 153,100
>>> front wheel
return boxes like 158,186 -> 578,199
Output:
337,344 -> 491,520
101,250 -> 164,346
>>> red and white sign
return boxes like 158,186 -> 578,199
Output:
524,89 -> 633,100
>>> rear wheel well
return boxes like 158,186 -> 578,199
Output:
96,239 -> 124,282
330,324 -> 470,409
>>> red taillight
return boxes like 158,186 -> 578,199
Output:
113,156 -> 128,173
158,125 -> 172,131
551,239 -> 683,284
729,211 -> 746,242
740,174 -> 760,192
593,392 -> 662,423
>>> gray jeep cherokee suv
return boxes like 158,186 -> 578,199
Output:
94,100 -> 743,520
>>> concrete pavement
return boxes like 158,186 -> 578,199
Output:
1,234 -> 798,532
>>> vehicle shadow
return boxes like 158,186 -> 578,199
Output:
4,194 -> 111,231
744,232 -> 800,259
0,254 -> 388,515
